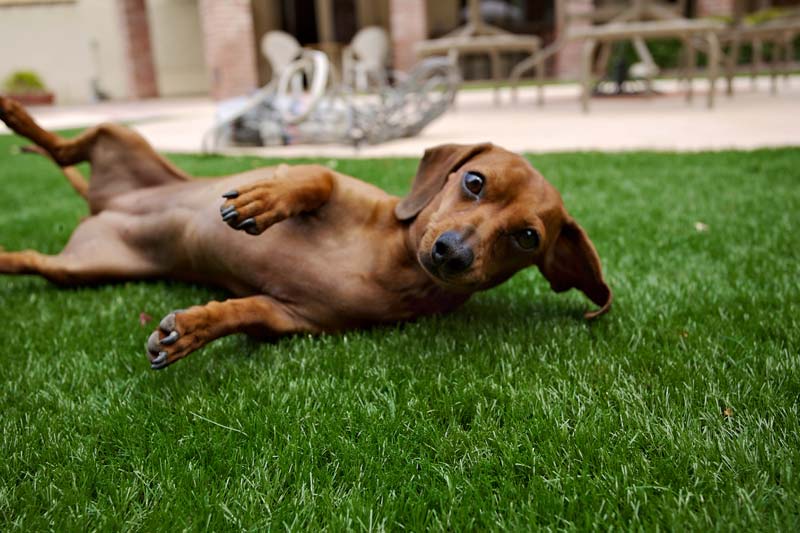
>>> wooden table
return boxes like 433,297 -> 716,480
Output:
414,0 -> 542,104
415,34 -> 542,104
509,0 -> 725,111
574,19 -> 724,111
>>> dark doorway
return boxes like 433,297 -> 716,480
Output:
282,0 -> 318,45
333,0 -> 358,42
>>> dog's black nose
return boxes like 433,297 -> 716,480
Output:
431,231 -> 474,273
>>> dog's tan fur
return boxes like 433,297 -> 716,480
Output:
0,96 -> 611,369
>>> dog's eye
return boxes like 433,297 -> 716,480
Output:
462,171 -> 484,197
514,228 -> 540,250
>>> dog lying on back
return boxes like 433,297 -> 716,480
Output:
0,96 -> 611,369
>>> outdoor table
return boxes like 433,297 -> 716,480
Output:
415,33 -> 543,104
573,19 -> 725,111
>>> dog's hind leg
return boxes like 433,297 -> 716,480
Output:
0,212 -> 168,285
0,96 -> 190,214
19,145 -> 89,199
0,247 -> 161,286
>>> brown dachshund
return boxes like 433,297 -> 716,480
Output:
0,96 -> 611,370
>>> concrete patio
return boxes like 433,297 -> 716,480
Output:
2,75 -> 798,157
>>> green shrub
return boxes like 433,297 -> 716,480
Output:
2,70 -> 47,94
745,6 -> 794,25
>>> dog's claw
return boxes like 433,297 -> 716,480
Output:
151,351 -> 168,370
159,312 -> 177,332
222,208 -> 239,222
160,331 -> 180,345
146,330 -> 161,353
236,218 -> 256,231
146,311 -> 186,369
222,190 -> 239,199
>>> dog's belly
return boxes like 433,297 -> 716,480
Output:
102,170 -> 452,328
184,214 -> 420,328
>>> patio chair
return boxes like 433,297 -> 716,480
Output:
261,31 -> 305,93
341,26 -> 391,91
509,0 -> 724,112
202,52 -> 460,150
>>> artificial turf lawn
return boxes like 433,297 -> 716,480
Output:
0,130 -> 798,531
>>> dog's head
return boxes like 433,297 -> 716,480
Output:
396,143 -> 612,319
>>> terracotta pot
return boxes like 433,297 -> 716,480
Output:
3,92 -> 55,106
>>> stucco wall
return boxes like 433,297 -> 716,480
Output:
147,0 -> 209,96
0,0 -> 128,104
0,0 -> 209,103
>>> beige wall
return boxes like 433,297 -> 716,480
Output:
0,0 -> 128,103
147,0 -> 209,96
0,0 -> 209,103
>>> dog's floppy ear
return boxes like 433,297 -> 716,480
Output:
538,217 -> 612,319
395,143 -> 492,221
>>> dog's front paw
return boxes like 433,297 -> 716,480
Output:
219,183 -> 290,236
146,310 -> 205,370
219,165 -> 295,236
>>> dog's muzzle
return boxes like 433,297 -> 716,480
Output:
429,231 -> 474,276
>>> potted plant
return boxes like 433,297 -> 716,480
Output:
2,70 -> 55,106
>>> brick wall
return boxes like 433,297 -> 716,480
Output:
198,0 -> 259,100
555,0 -> 593,79
117,0 -> 158,99
389,0 -> 428,72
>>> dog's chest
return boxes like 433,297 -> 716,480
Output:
208,216 -> 460,326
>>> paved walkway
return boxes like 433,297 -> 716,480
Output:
3,75 -> 798,157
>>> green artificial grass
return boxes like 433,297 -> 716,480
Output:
0,130 -> 798,531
